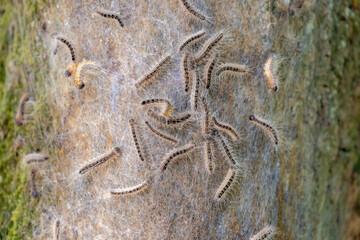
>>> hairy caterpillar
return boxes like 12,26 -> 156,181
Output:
179,30 -> 206,52
161,143 -> 195,171
180,0 -> 208,22
141,98 -> 174,117
79,147 -> 121,174
201,100 -> 210,135
264,55 -> 279,91
212,117 -> 239,141
96,9 -> 124,27
129,119 -> 146,161
54,220 -> 61,240
249,115 -> 278,145
148,110 -> 191,125
204,140 -> 214,174
30,169 -> 39,198
15,93 -> 31,126
145,121 -> 178,144
194,32 -> 224,63
212,129 -> 236,166
111,181 -> 148,196
25,153 -> 49,164
135,55 -> 171,88
191,70 -> 200,111
203,52 -> 217,89
249,226 -> 276,240
181,52 -> 192,92
57,37 -> 76,62
216,63 -> 247,77
214,168 -> 235,200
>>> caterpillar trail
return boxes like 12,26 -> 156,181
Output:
179,30 -> 206,52
57,37 -> 76,62
203,52 -> 217,89
79,147 -> 121,174
194,32 -> 224,63
141,98 -> 174,117
161,143 -> 195,171
249,115 -> 278,145
148,110 -> 191,126
15,93 -> 31,126
216,63 -> 247,77
111,181 -> 148,196
212,129 -> 236,166
249,226 -> 276,240
135,55 -> 171,88
204,140 -> 214,174
181,52 -> 192,92
30,169 -> 39,198
25,153 -> 49,164
214,168 -> 235,200
212,117 -> 239,141
129,119 -> 146,161
54,220 -> 60,240
191,70 -> 200,111
264,55 -> 279,91
96,9 -> 124,27
180,0 -> 208,22
145,121 -> 178,144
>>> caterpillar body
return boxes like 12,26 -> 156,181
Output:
202,100 -> 210,135
204,140 -> 214,174
79,147 -> 121,174
212,117 -> 239,141
179,30 -> 206,52
181,52 -> 192,92
30,169 -> 39,198
141,98 -> 174,117
145,121 -> 178,144
249,226 -> 276,240
249,115 -> 278,145
129,119 -> 146,161
96,9 -> 124,27
216,63 -> 247,77
194,32 -> 224,63
57,37 -> 76,62
135,55 -> 171,88
203,52 -> 217,89
161,143 -> 195,171
148,110 -> 191,126
264,55 -> 279,91
25,153 -> 49,164
15,93 -> 31,126
214,168 -> 236,200
55,220 -> 61,240
180,0 -> 208,22
111,181 -> 148,196
191,70 -> 200,111
212,129 -> 236,166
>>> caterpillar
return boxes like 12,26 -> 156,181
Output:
214,168 -> 235,200
264,55 -> 279,91
148,110 -> 191,125
216,63 -> 247,77
141,98 -> 174,117
201,100 -> 210,135
203,52 -> 217,89
15,93 -> 31,126
212,129 -> 236,166
212,117 -> 239,141
194,32 -> 224,63
135,55 -> 171,88
191,70 -> 200,111
181,52 -> 192,92
145,121 -> 178,144
249,115 -> 278,145
161,143 -> 195,171
180,0 -> 208,22
179,30 -> 206,52
79,147 -> 121,174
249,226 -> 276,240
111,181 -> 148,196
204,140 -> 214,174
57,37 -> 76,62
25,153 -> 49,164
72,59 -> 97,89
96,9 -> 124,27
30,169 -> 39,198
129,119 -> 146,161
54,220 -> 61,240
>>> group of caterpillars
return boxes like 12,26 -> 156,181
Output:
51,0 -> 283,238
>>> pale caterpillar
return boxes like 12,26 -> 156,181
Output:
212,129 -> 236,166
179,30 -> 206,52
79,147 -> 121,174
180,0 -> 209,22
129,119 -> 146,161
203,52 -> 217,89
30,169 -> 39,198
141,98 -> 174,117
249,115 -> 278,145
135,55 -> 171,88
145,121 -> 178,144
194,32 -> 224,63
148,110 -> 191,125
214,168 -> 235,200
204,140 -> 214,174
24,153 -> 49,164
216,63 -> 247,77
15,93 -> 31,126
161,143 -> 195,171
212,117 -> 239,141
249,226 -> 276,240
191,70 -> 200,111
111,181 -> 148,196
264,55 -> 279,91
181,52 -> 192,92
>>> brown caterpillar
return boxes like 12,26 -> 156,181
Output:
214,168 -> 235,200
15,93 -> 31,126
96,9 -> 124,27
212,117 -> 239,141
181,52 -> 192,92
161,143 -> 195,171
24,153 -> 49,164
264,55 -> 279,91
111,181 -> 148,196
216,63 -> 247,77
30,169 -> 39,198
129,119 -> 146,161
201,100 -> 210,135
141,98 -> 174,117
145,121 -> 178,144
135,55 -> 171,88
204,140 -> 214,174
212,129 -> 236,166
249,226 -> 276,240
179,30 -> 206,52
249,115 -> 278,145
148,110 -> 191,125
191,70 -> 200,110
203,52 -> 217,89
194,32 -> 224,63
79,147 -> 121,174
54,220 -> 61,240
57,37 -> 76,62
180,0 -> 208,22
